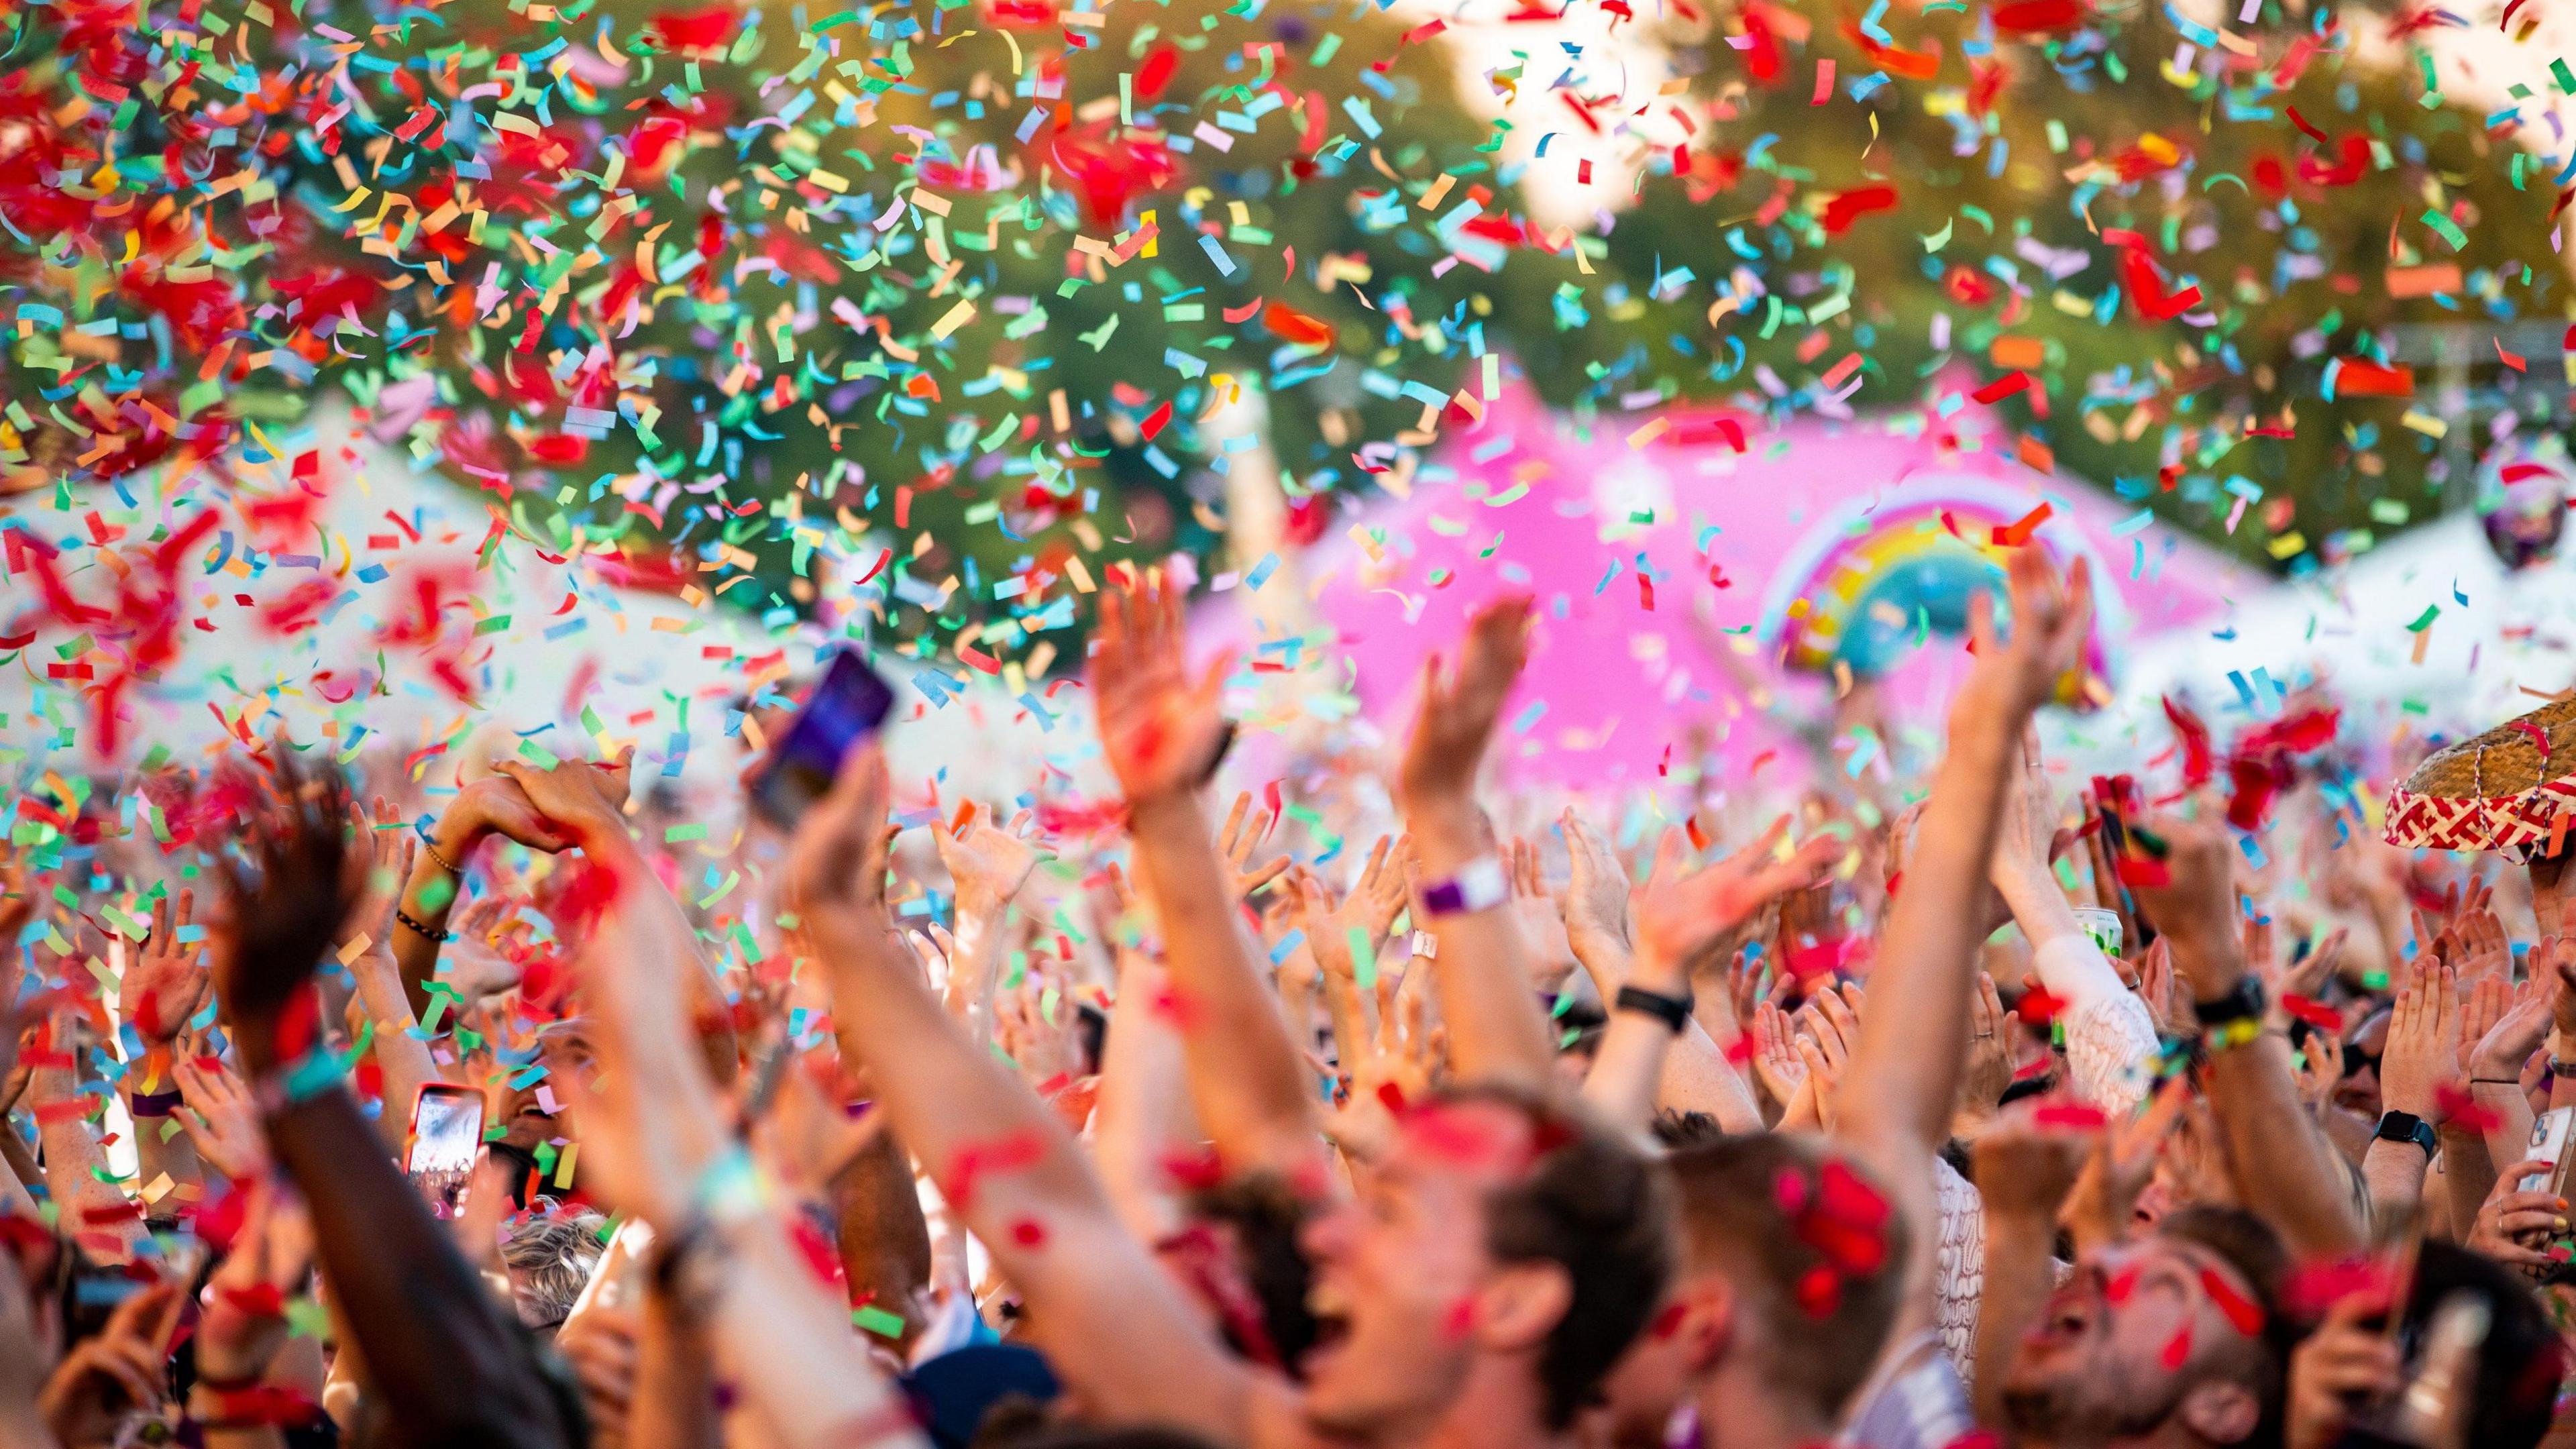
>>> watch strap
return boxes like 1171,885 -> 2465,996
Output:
1614,985 -> 1694,1034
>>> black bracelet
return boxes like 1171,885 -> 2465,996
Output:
1614,984 -> 1694,1034
393,907 -> 451,943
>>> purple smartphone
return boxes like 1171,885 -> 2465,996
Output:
749,650 -> 898,827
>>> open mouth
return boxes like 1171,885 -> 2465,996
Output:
2027,1285 -> 2098,1350
1304,1281 -> 1353,1360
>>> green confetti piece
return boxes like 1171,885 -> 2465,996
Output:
2419,209 -> 2468,250
2405,604 -> 2440,631
664,823 -> 709,843
853,1304 -> 908,1338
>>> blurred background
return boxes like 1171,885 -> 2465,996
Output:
9,0 -> 2576,809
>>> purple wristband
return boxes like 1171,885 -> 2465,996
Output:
128,1088 -> 184,1118
1419,857 -> 1509,917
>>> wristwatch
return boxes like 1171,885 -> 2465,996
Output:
2374,1110 -> 2438,1159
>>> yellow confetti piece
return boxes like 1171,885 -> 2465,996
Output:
928,299 -> 976,341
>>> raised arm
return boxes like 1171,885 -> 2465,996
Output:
553,810 -> 924,1449
1393,596 -> 1558,1091
116,894 -> 212,1215
1837,546 -> 2092,1326
1967,1112 -> 2094,1428
491,753 -> 739,1078
1092,576 -> 1326,1184
1989,747 -> 2157,1118
1090,936 -> 1205,1244
341,800 -> 445,1155
932,806 -> 1040,1040
211,751 -> 576,1449
2125,814 -> 2367,1259
389,775 -> 570,1018
786,743 -> 1276,1445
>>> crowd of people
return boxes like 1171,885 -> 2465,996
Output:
1,546 -> 2572,1449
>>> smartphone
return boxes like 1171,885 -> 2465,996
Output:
749,650 -> 898,827
2521,1108 -> 2576,1195
407,1083 -> 486,1221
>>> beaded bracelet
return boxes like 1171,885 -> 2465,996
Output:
393,906 -> 451,943
416,829 -> 465,878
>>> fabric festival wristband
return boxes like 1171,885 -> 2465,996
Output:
690,1141 -> 772,1226
1419,857 -> 1509,918
127,1088 -> 184,1118
252,1049 -> 349,1116
2201,1018 -> 2262,1053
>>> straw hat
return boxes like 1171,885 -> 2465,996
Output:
2383,696 -> 2576,859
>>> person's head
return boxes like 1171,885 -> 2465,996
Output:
1298,1084 -> 1673,1440
2332,1005 -> 2390,1119
2398,1242 -> 2562,1449
1619,1134 -> 1906,1438
502,1210 -> 606,1333
2002,1205 -> 2292,1448
1155,1173 -> 1322,1375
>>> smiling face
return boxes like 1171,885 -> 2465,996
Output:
1297,1099 -> 1530,1438
2001,1232 -> 2271,1446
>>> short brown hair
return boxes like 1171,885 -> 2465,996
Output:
1664,1134 -> 1907,1419
1442,1083 -> 1677,1430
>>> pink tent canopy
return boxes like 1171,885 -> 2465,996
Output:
1203,384 -> 2260,788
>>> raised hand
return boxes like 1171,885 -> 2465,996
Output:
1632,818 -> 1839,987
491,750 -> 633,851
442,773 -> 573,855
1554,811 -> 1631,968
1343,834 -> 1409,945
208,749 -> 358,1069
174,1045 -> 269,1181
2284,1293 -> 2403,1449
2473,966 -> 2559,1082
784,743 -> 895,933
2277,927 -> 2349,1006
1215,792 -> 1290,900
1507,837 -> 1578,987
2120,813 -> 2244,995
935,802 -> 1042,914
2464,1161 -> 2569,1271
348,794 -> 416,943
193,1177 -> 315,1386
1969,1105 -> 2097,1223
1091,573 -> 1230,806
38,1275 -> 182,1446
553,1305 -> 639,1443
121,889 -> 208,1044
2450,901 -> 2510,984
1955,544 -> 2095,721
2379,961 -> 2459,1121
1395,594 -> 1533,812
1748,999 -> 1807,1110
1955,971 -> 2015,1130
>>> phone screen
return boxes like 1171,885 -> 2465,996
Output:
751,650 -> 898,827
407,1086 -> 485,1220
